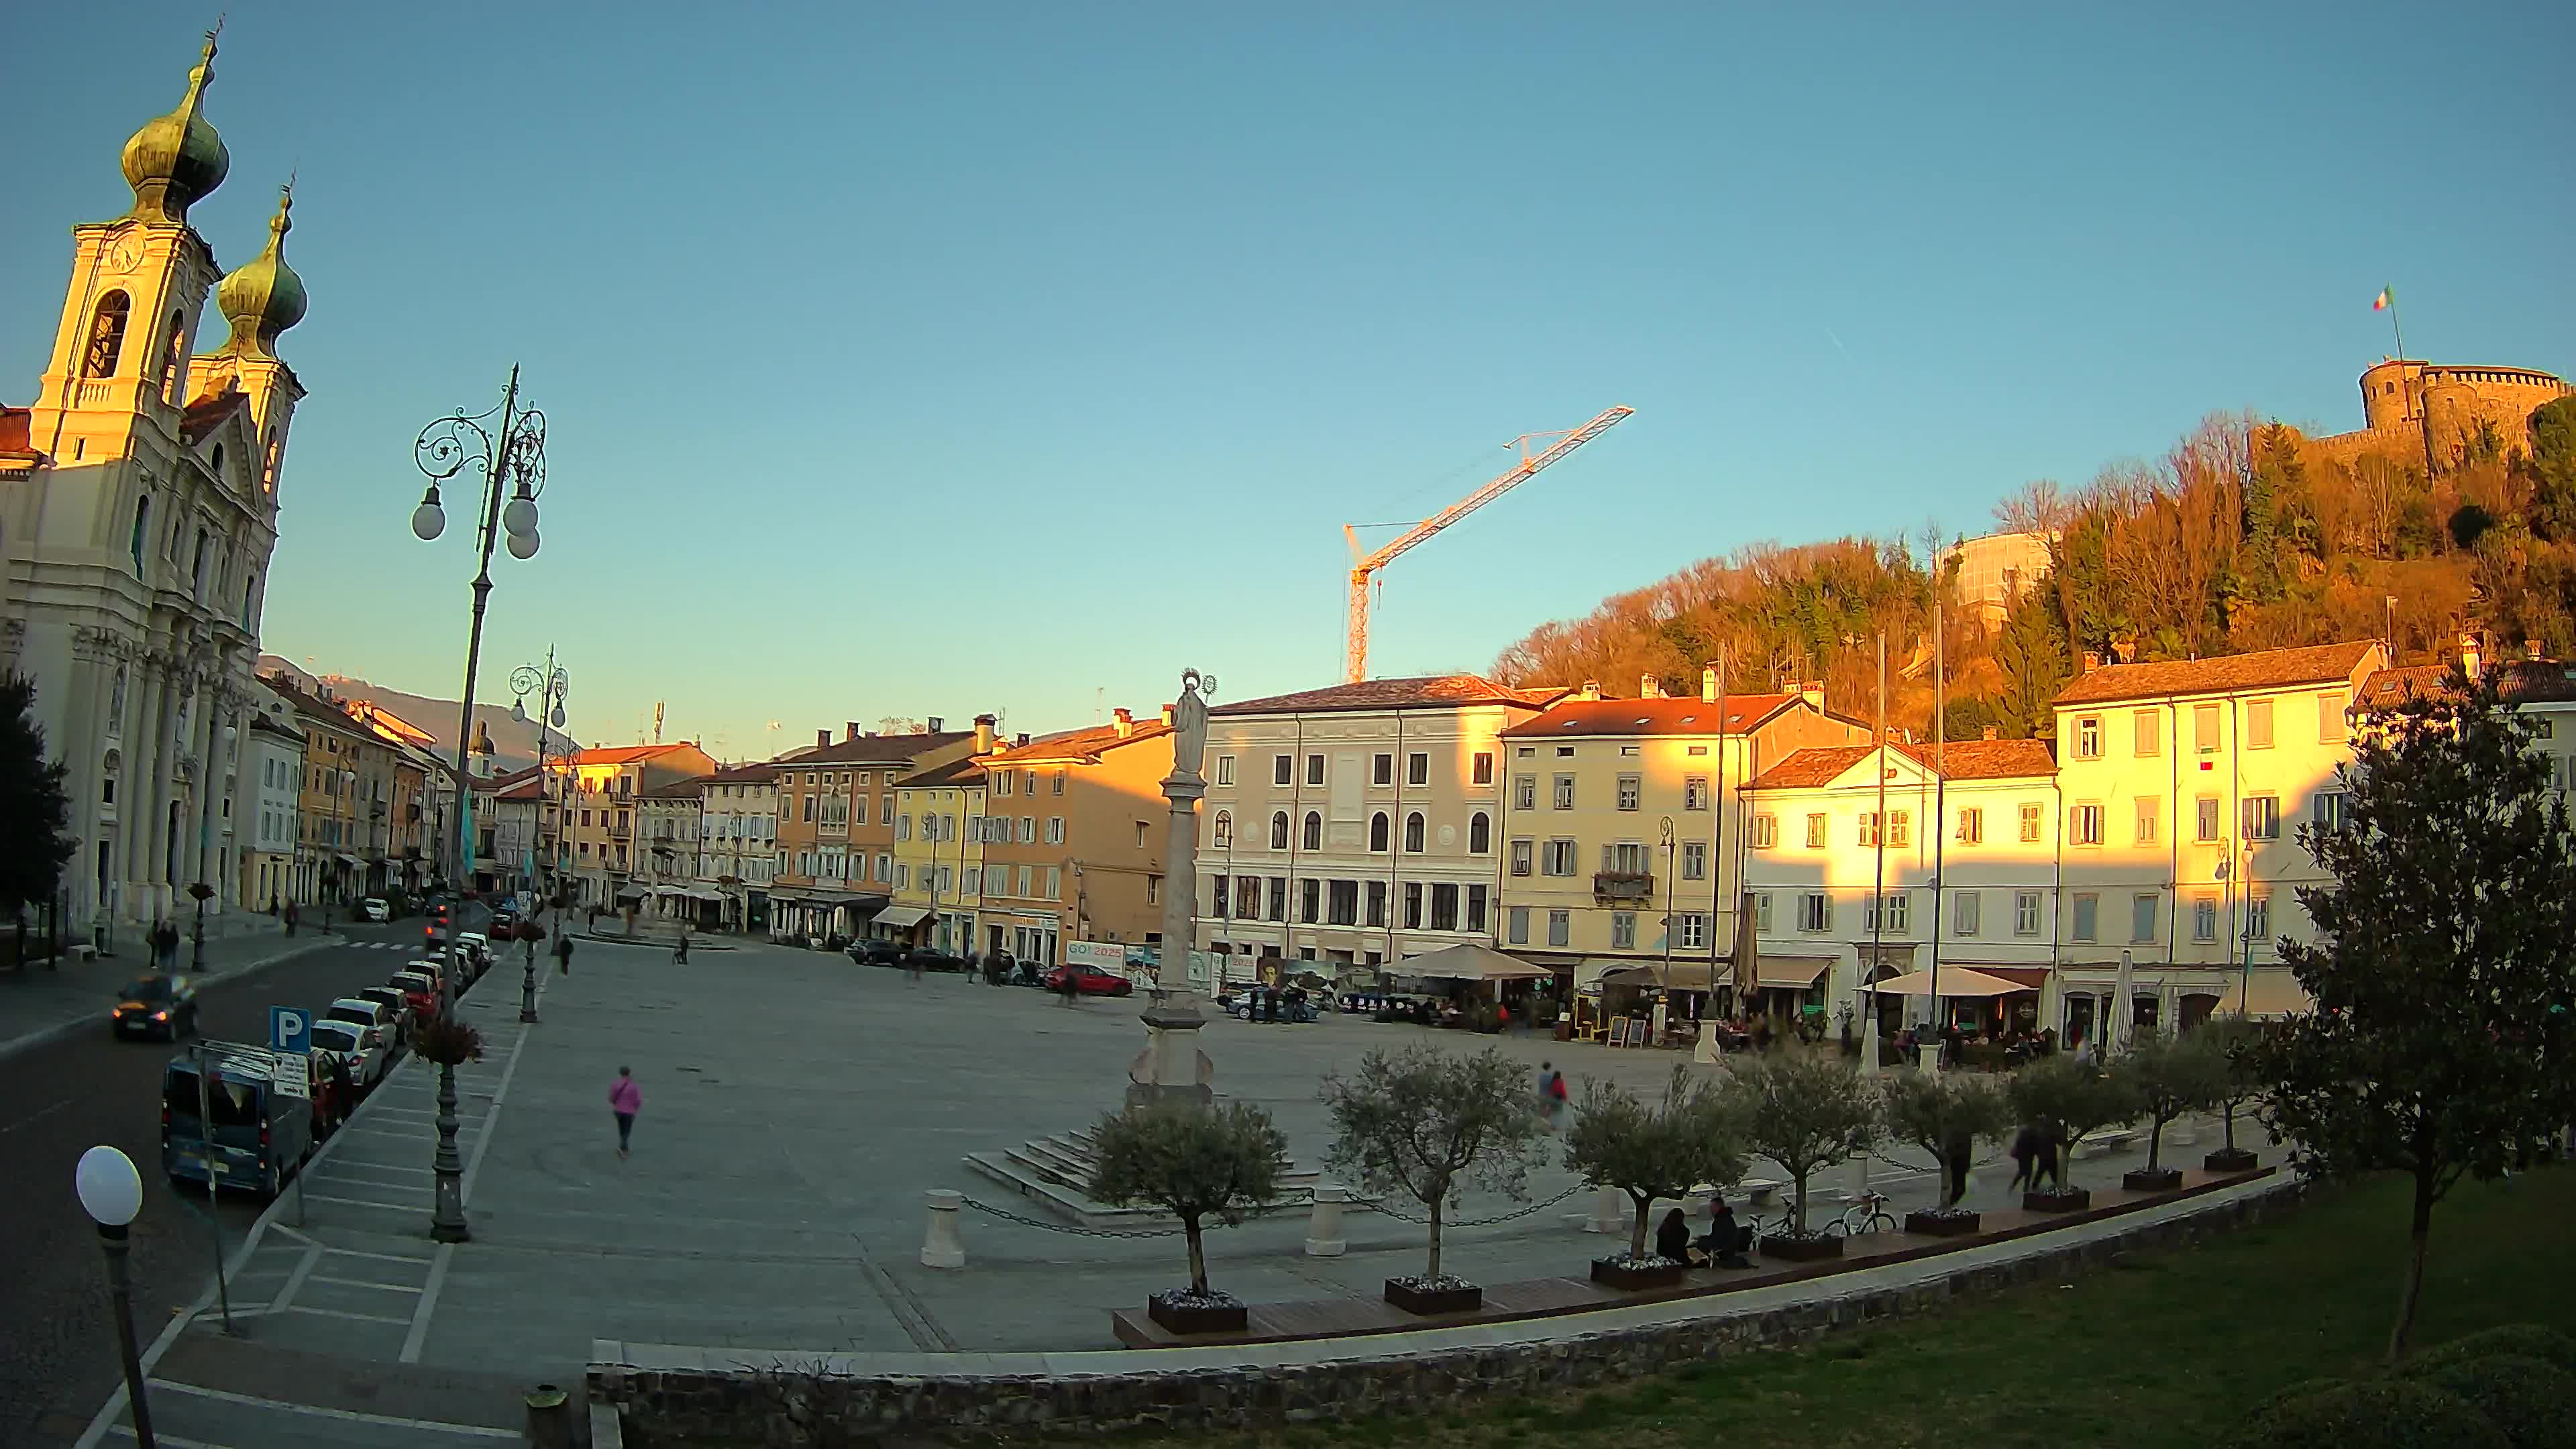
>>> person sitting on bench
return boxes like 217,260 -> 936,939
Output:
1693,1195 -> 1754,1268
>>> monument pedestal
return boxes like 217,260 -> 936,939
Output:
1127,999 -> 1214,1107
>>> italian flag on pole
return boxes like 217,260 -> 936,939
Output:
2373,286 -> 2394,311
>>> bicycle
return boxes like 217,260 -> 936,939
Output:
1825,1189 -> 1899,1238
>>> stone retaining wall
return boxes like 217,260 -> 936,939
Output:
595,1179 -> 2306,1446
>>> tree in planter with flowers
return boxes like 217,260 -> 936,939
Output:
1725,1053 -> 1883,1241
1322,1043 -> 1546,1309
1564,1064 -> 1748,1272
1087,1100 -> 1287,1322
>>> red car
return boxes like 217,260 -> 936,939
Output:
1043,965 -> 1134,997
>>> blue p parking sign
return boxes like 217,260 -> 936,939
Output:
270,1006 -> 312,1056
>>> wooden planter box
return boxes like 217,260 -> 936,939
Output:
2123,1167 -> 2184,1192
1589,1256 -> 1688,1290
2204,1147 -> 2259,1173
1760,1232 -> 1844,1263
1383,1278 -> 1483,1316
1146,1291 -> 1248,1335
2023,1187 -> 2092,1214
1904,1209 -> 1982,1238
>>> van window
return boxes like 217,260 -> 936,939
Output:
164,1071 -> 260,1128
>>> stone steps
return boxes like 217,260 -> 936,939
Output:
961,1126 -> 1328,1229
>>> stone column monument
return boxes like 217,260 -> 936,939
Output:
1129,668 -> 1216,1107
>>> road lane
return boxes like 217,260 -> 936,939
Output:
0,915 -> 490,1446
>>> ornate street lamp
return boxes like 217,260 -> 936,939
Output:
412,368 -> 549,889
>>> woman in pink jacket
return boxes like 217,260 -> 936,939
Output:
609,1066 -> 641,1158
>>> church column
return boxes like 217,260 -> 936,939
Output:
63,633 -> 111,926
146,657 -> 188,920
122,659 -> 166,918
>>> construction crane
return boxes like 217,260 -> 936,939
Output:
1342,405 -> 1633,684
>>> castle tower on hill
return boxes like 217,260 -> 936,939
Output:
2314,359 -> 2571,470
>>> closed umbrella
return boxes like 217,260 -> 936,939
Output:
2110,949 -> 2135,1057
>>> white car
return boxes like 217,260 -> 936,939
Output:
324,996 -> 397,1040
308,1018 -> 388,1089
360,898 -> 391,923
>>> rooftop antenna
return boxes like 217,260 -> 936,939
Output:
1094,686 -> 1104,724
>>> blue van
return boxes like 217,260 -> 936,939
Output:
161,1042 -> 314,1197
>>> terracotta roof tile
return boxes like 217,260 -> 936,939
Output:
180,388 -> 248,445
777,731 -> 971,765
1212,675 -> 1557,717
983,720 -> 1173,763
571,743 -> 701,765
2360,659 -> 2576,709
0,405 -> 43,466
1743,737 -> 2056,791
2051,641 -> 2381,706
1499,693 -> 1801,739
705,761 -> 782,784
639,775 -> 711,800
900,756 -> 986,789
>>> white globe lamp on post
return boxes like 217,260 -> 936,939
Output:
75,1145 -> 156,1448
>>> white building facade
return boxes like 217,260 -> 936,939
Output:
696,761 -> 779,931
1189,676 -> 1556,977
2,39 -> 309,938
241,710 -> 301,912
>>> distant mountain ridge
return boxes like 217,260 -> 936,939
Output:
256,655 -> 580,773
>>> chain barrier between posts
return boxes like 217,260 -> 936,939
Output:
1366,1183 -> 1585,1228
955,1184 -> 1585,1238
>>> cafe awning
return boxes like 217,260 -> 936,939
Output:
335,853 -> 364,867
1757,956 -> 1831,989
1397,942 -> 1554,981
1863,967 -> 2024,998
871,905 -> 932,930
1597,960 -> 1718,991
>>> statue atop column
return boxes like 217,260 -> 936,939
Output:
1169,668 -> 1214,782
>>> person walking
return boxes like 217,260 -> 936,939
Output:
284,901 -> 300,938
608,1067 -> 641,1159
2008,1122 -> 2043,1193
554,932 -> 575,977
672,928 -> 690,967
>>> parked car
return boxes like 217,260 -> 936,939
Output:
1230,986 -> 1318,1022
847,939 -> 906,967
453,932 -> 490,977
162,1043 -> 313,1197
308,1018 -> 390,1091
1044,965 -> 1135,998
488,910 -> 519,938
389,971 -> 443,1023
359,897 -> 391,923
323,998 -> 398,1044
111,974 -> 199,1039
355,985 -> 413,1033
905,948 -> 969,974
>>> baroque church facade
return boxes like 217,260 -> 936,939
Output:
0,34 -> 309,939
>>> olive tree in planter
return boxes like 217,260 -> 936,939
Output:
1725,1053 -> 1883,1260
1878,1069 -> 2008,1236
2121,1029 -> 2229,1191
1321,1044 -> 1545,1315
1564,1065 -> 1748,1289
1087,1100 -> 1289,1334
2198,1014 -> 2267,1173
2005,1055 -> 2143,1212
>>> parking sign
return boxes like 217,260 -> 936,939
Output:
270,1006 -> 311,1056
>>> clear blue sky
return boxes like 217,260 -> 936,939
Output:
7,2 -> 2569,757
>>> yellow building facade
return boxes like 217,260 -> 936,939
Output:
887,755 -> 985,953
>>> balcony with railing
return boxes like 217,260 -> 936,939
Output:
1593,871 -> 1654,904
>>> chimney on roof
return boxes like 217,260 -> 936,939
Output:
845,721 -> 861,743
2459,633 -> 2482,681
973,714 -> 996,753
1983,726 -> 1998,741
2080,651 -> 2101,673
816,729 -> 830,749
1159,704 -> 1176,728
2526,639 -> 2543,663
865,730 -> 878,738
1112,707 -> 1134,739
926,716 -> 944,733
1800,680 -> 1823,710
1578,680 -> 1602,702
1639,674 -> 1662,699
1014,732 -> 1030,747
1701,666 -> 1718,704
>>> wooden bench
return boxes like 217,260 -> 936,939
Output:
2076,1129 -> 2141,1161
1739,1178 -> 1784,1207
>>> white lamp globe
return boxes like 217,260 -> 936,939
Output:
76,1145 -> 143,1227
411,501 -> 445,542
506,528 -> 539,560
502,496 -> 539,537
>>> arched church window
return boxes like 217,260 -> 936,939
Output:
192,527 -> 209,592
212,443 -> 225,479
160,311 -> 185,402
129,495 -> 150,575
85,292 -> 131,378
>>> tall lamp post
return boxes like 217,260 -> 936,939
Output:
411,367 -> 549,900
76,1145 -> 156,1449
511,654 -> 568,1028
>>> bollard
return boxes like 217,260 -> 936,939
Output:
921,1189 -> 967,1269
1586,1185 -> 1626,1235
1304,1184 -> 1348,1256
524,1384 -> 573,1449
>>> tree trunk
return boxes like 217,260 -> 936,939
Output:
1183,1215 -> 1209,1295
2147,1115 -> 2166,1172
1627,1191 -> 1652,1262
2387,1166 -> 2436,1362
2222,1102 -> 2238,1150
1791,1172 -> 1809,1234
1426,1194 -> 1446,1281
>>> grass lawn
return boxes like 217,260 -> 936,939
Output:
1186,1167 -> 2576,1449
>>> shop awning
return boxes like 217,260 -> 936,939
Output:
650,885 -> 686,898
1397,942 -> 1555,981
1863,967 -> 2024,998
686,887 -> 727,902
1597,961 -> 1718,991
871,905 -> 932,930
336,853 -> 364,867
1757,957 -> 1831,989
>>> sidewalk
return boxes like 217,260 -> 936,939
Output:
0,924 -> 341,1063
